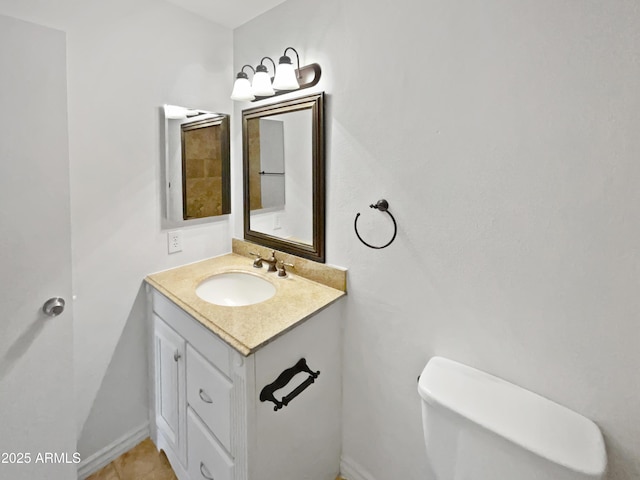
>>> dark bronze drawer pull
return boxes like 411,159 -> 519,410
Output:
259,358 -> 320,411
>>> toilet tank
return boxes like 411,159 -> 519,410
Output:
418,357 -> 607,480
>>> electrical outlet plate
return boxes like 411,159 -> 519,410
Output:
274,214 -> 282,230
168,230 -> 182,254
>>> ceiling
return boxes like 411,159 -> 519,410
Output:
165,0 -> 287,29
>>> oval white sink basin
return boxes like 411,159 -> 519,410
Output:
195,272 -> 276,307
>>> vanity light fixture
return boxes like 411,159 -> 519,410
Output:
231,47 -> 321,102
252,57 -> 277,97
230,65 -> 256,101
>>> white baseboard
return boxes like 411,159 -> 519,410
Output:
341,455 -> 377,480
77,422 -> 150,479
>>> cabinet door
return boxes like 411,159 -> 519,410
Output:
154,315 -> 187,465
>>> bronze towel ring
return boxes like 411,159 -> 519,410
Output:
354,199 -> 397,249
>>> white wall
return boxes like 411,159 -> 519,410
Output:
0,0 -> 233,459
234,1 -> 640,479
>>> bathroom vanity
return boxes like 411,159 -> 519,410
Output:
145,242 -> 346,480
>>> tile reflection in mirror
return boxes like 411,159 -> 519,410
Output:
163,105 -> 230,223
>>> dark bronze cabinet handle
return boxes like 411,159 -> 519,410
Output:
259,358 -> 320,411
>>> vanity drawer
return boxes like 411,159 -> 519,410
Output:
186,344 -> 232,451
152,290 -> 230,375
187,407 -> 234,480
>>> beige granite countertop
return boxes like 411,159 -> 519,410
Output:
145,253 -> 345,356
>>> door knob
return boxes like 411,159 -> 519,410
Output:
42,297 -> 65,317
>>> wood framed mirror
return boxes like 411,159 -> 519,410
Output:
242,92 -> 325,262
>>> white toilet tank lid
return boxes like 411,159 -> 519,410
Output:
418,357 -> 606,476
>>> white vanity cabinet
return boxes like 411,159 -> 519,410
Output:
148,288 -> 342,480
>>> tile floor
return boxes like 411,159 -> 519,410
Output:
86,437 -> 347,480
86,438 -> 176,480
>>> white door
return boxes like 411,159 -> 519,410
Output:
0,14 -> 76,480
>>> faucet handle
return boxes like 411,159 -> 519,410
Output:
249,252 -> 263,268
277,261 -> 295,277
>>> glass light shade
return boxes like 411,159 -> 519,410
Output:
273,62 -> 299,91
230,77 -> 255,101
252,70 -> 275,96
